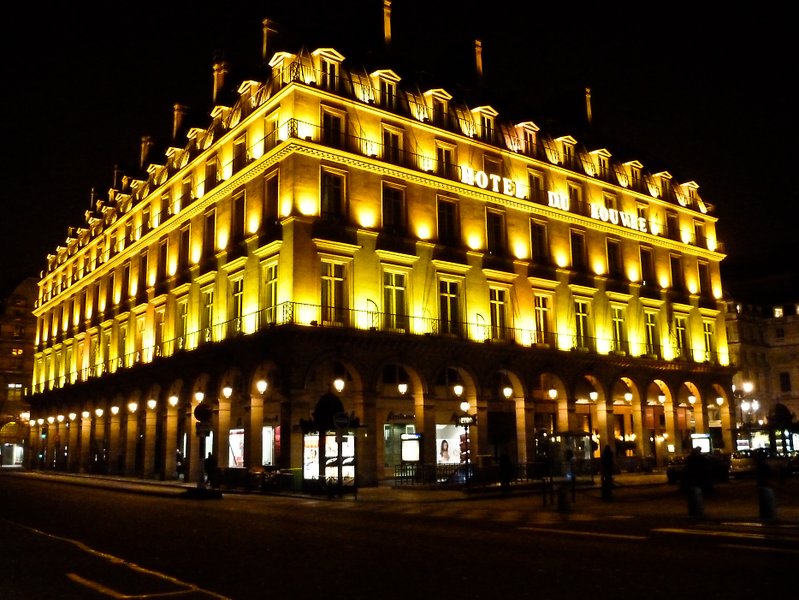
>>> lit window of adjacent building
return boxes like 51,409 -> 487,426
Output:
11,347 -> 23,356
779,372 -> 792,392
774,307 -> 784,318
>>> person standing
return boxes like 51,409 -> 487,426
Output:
601,444 -> 615,501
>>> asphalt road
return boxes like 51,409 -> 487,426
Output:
1,471 -> 798,599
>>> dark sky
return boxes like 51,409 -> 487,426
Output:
2,1 -> 795,302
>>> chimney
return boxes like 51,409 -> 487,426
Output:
585,86 -> 593,126
212,57 -> 230,104
140,135 -> 154,170
262,18 -> 275,64
474,39 -> 483,80
172,103 -> 188,142
383,1 -> 392,48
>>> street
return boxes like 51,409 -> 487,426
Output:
1,471 -> 797,599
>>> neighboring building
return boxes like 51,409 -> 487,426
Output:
0,277 -> 36,466
27,9 -> 734,487
726,300 -> 799,453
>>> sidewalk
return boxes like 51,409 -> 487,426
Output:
6,468 -> 798,524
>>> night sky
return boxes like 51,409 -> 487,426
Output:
2,2 -> 795,302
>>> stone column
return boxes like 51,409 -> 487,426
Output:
79,412 -> 92,473
354,388 -> 377,487
124,408 -> 139,476
632,399 -> 645,458
415,393 -> 436,476
67,415 -> 79,472
515,395 -> 534,465
595,400 -> 611,454
56,418 -> 68,470
247,392 -> 264,469
143,402 -> 157,478
108,408 -> 121,474
215,397 -> 231,470
163,400 -> 179,479
44,419 -> 55,469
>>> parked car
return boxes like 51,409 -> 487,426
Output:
665,452 -> 730,488
729,449 -> 791,480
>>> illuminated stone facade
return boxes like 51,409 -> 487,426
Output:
28,15 -> 735,485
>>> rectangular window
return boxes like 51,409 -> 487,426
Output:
232,192 -> 246,243
121,262 -> 130,301
437,198 -> 459,246
611,306 -> 626,353
436,145 -> 455,178
322,111 -> 343,148
432,98 -> 447,125
694,220 -> 706,247
321,171 -> 345,220
320,58 -> 339,90
570,230 -> 587,270
670,255 -> 683,291
233,135 -> 247,172
181,177 -> 193,208
574,299 -> 590,350
176,299 -> 188,350
118,324 -> 127,368
567,182 -> 582,205
230,278 -> 244,335
382,184 -> 406,234
153,307 -> 165,359
157,238 -> 168,281
666,211 -> 679,241
703,320 -> 714,361
644,311 -> 658,357
640,247 -> 654,287
439,279 -> 461,336
674,316 -> 688,359
380,79 -> 396,110
204,211 -> 216,259
135,315 -> 145,363
528,171 -> 545,203
489,288 -> 508,341
205,156 -> 218,192
201,289 -> 214,343
698,262 -> 711,297
531,220 -> 549,263
141,206 -> 151,237
480,114 -> 495,142
264,171 -> 279,227
486,210 -> 506,255
179,225 -> 190,272
321,262 -> 346,325
606,239 -> 622,278
382,127 -> 401,164
264,263 -> 278,325
383,271 -> 407,331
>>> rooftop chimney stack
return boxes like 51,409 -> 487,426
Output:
585,86 -> 593,126
212,57 -> 229,104
475,39 -> 483,80
262,18 -> 275,64
172,103 -> 188,142
383,1 -> 392,48
140,135 -> 154,170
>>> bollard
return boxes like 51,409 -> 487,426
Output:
758,486 -> 776,520
557,485 -> 571,513
687,486 -> 704,518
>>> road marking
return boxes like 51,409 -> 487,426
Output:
17,522 -> 230,599
653,527 -> 767,540
718,543 -> 799,554
521,526 -> 647,540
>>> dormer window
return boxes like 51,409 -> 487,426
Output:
320,57 -> 339,91
523,129 -> 536,155
480,114 -> 495,142
563,143 -> 575,168
380,79 -> 397,110
432,97 -> 447,125
424,89 -> 452,127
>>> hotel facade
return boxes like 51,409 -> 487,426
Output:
27,12 -> 735,487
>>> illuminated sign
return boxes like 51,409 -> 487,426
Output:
460,166 -> 525,199
590,204 -> 648,233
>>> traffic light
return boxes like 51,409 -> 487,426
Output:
459,433 -> 469,464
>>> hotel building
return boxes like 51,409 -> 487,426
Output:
27,8 -> 734,487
